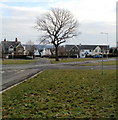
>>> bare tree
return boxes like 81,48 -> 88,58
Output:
26,40 -> 35,56
58,46 -> 66,59
35,8 -> 79,61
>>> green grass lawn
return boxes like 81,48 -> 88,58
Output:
50,58 -> 106,64
2,59 -> 36,65
2,69 -> 117,119
78,60 -> 116,66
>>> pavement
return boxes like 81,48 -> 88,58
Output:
1,58 -> 117,91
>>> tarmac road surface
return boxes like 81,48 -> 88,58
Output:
1,58 -> 117,91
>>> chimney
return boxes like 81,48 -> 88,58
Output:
15,38 -> 18,42
4,38 -> 6,42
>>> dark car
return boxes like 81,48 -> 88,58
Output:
93,55 -> 103,58
26,56 -> 33,59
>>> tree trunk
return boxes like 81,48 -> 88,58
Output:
55,46 -> 59,61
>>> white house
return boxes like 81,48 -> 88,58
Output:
34,44 -> 54,57
80,45 -> 109,58
34,49 -> 40,56
65,44 -> 109,58
22,45 -> 27,55
41,48 -> 52,56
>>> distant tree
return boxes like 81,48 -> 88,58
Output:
35,8 -> 79,61
58,46 -> 66,59
26,40 -> 35,56
109,48 -> 113,54
114,48 -> 118,54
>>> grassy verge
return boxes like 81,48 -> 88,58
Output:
2,59 -> 36,65
2,69 -> 117,118
78,60 -> 116,66
50,58 -> 106,64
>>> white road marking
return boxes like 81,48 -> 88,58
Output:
16,70 -> 25,73
2,69 -> 25,74
0,71 -> 4,74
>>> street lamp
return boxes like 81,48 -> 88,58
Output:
101,32 -> 109,60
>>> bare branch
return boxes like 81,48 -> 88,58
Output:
35,8 -> 80,61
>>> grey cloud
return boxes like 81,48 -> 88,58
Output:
2,17 -> 116,47
78,22 -> 116,47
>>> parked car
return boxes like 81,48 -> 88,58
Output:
26,56 -> 33,59
93,55 -> 103,58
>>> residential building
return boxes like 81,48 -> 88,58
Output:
79,45 -> 109,58
34,44 -> 54,57
65,45 -> 79,57
1,38 -> 24,58
65,44 -> 109,58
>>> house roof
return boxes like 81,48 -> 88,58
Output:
1,41 -> 20,48
65,45 -> 78,51
65,45 -> 109,50
79,45 -> 109,50
1,41 -> 21,52
23,44 -> 54,50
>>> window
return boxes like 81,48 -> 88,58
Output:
9,47 -> 14,52
17,48 -> 23,53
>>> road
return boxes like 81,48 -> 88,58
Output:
1,58 -> 117,91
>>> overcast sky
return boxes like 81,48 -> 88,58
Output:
0,0 -> 117,47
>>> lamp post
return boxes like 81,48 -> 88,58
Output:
101,32 -> 109,60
